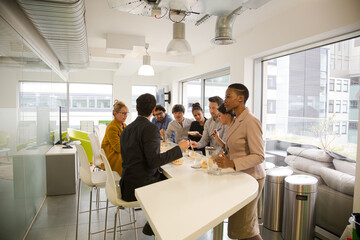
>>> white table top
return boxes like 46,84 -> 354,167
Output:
46,144 -> 76,156
135,156 -> 259,240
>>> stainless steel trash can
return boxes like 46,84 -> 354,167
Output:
282,175 -> 318,240
258,161 -> 276,219
263,167 -> 293,231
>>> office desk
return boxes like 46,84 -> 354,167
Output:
46,145 -> 78,195
135,158 -> 259,240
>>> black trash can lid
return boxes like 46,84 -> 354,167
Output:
266,167 -> 293,183
284,175 -> 318,193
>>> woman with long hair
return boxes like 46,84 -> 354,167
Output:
188,102 -> 207,153
101,100 -> 128,175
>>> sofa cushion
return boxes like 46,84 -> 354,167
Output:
285,155 -> 334,176
333,159 -> 356,176
287,147 -> 333,162
319,167 -> 355,196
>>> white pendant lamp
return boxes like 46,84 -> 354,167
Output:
166,22 -> 192,56
138,43 -> 154,76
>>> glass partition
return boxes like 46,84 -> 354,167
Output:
0,17 -> 59,240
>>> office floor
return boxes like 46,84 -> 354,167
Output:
25,183 -> 283,240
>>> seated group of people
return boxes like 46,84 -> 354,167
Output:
100,83 -> 265,240
152,96 -> 235,155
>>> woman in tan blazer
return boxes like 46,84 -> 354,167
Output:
101,100 -> 128,175
216,83 -> 265,240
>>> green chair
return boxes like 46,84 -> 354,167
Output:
67,128 -> 93,163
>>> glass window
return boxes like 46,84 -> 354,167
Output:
181,70 -> 230,119
343,100 -> 348,113
261,37 -> 359,160
329,100 -> 334,113
341,122 -> 347,134
267,100 -> 276,113
334,122 -> 340,134
350,100 -> 358,109
181,79 -> 201,118
131,85 -> 157,121
349,121 -> 358,130
204,75 -> 230,118
343,80 -> 349,92
329,79 -> 334,91
69,83 -> 112,130
335,100 -> 341,113
335,80 -> 342,92
267,76 -> 277,89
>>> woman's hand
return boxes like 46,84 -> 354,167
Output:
216,152 -> 235,169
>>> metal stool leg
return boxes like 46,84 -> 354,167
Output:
88,187 -> 93,240
104,199 -> 109,240
96,187 -> 100,210
132,208 -> 137,240
113,207 -> 119,240
76,179 -> 81,240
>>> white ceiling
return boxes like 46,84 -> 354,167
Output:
84,0 -> 296,75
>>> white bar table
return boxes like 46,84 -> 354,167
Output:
135,157 -> 259,240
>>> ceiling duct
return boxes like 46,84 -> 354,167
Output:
211,6 -> 244,45
16,0 -> 89,70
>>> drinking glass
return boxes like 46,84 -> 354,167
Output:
205,146 -> 221,175
191,151 -> 203,169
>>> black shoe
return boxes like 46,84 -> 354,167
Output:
142,222 -> 154,236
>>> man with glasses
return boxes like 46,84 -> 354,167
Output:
151,105 -> 174,141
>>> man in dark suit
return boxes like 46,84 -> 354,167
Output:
120,93 -> 189,235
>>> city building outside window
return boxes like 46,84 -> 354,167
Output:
329,100 -> 334,113
342,122 -> 347,134
343,80 -> 349,92
335,100 -> 341,113
267,100 -> 276,113
69,83 -> 112,130
343,100 -> 348,113
329,79 -> 335,91
182,79 -> 201,118
261,36 -> 359,160
267,76 -> 277,89
336,80 -> 342,92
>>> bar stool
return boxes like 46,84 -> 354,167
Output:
75,144 -> 120,240
100,149 -> 141,240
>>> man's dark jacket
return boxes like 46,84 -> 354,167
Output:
120,116 -> 182,201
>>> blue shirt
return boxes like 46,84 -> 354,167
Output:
151,113 -> 175,142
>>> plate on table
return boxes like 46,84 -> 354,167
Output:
171,159 -> 184,165
188,131 -> 200,136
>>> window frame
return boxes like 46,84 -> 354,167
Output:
180,68 -> 230,118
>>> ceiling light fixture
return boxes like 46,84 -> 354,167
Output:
138,43 -> 154,76
166,22 -> 192,56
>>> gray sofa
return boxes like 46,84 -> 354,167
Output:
284,147 -> 356,237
